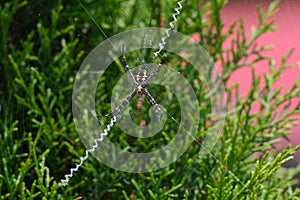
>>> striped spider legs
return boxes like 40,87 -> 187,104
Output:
105,47 -> 166,121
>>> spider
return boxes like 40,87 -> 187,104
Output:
105,47 -> 166,120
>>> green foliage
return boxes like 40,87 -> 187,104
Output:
0,0 -> 299,199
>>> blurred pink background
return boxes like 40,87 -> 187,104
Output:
221,0 -> 300,161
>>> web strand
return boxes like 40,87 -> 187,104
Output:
77,0 -> 118,51
153,0 -> 185,57
58,116 -> 117,187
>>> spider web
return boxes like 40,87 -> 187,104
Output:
67,0 -> 239,188
19,0 -> 252,192
75,2 -> 249,191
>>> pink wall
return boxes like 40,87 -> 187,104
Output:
221,0 -> 300,160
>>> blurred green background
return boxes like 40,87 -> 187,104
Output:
1,0 -> 299,199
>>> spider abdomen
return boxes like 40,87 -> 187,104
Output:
136,70 -> 148,83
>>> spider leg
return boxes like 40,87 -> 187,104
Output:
142,88 -> 164,121
144,50 -> 167,84
121,45 -> 138,85
141,88 -> 157,106
105,89 -> 137,117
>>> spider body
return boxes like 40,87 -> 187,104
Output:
105,48 -> 166,119
136,70 -> 148,94
136,70 -> 148,82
